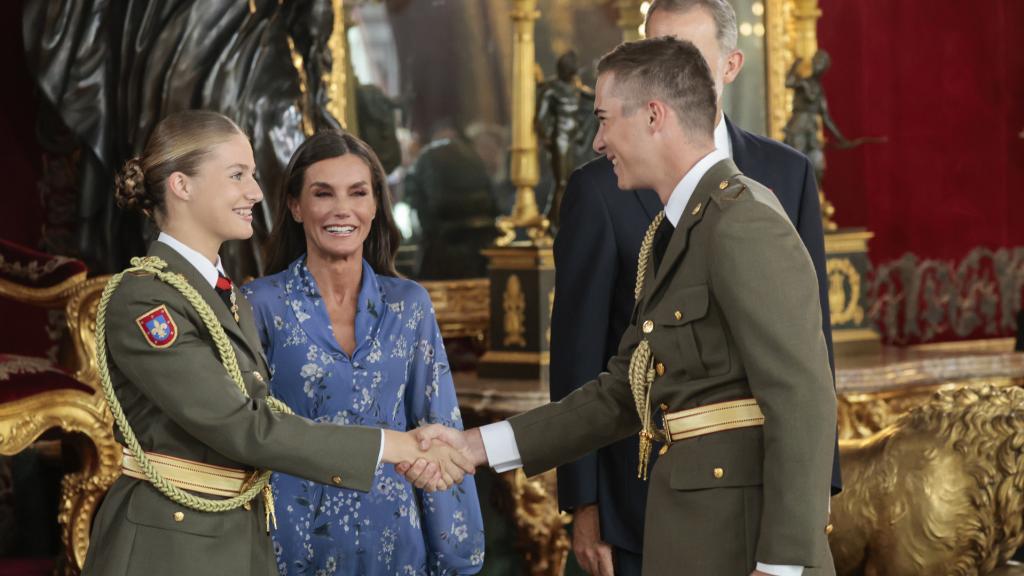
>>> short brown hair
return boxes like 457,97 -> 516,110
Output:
264,130 -> 401,277
597,36 -> 717,144
114,110 -> 244,223
644,0 -> 739,53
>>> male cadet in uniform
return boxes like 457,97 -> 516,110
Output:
549,2 -> 840,574
413,37 -> 837,576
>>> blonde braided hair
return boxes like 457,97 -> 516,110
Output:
629,211 -> 665,480
96,256 -> 292,530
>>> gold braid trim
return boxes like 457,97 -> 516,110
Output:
96,256 -> 293,532
629,212 -> 665,480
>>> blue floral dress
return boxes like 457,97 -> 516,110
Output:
243,257 -> 484,576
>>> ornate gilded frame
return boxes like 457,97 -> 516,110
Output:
765,0 -> 821,141
0,275 -> 119,574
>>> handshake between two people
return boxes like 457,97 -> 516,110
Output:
381,425 -> 488,492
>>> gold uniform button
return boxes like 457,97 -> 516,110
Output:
331,475 -> 343,486
243,502 -> 252,511
642,320 -> 654,334
655,362 -> 665,376
173,511 -> 185,522
826,523 -> 834,535
691,202 -> 702,215
254,372 -> 265,383
674,310 -> 683,321
713,467 -> 725,479
659,403 -> 669,412
658,445 -> 669,456
719,180 -> 729,190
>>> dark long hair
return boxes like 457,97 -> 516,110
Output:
264,130 -> 401,276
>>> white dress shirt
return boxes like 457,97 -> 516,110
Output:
155,233 -> 387,467
478,119 -> 804,576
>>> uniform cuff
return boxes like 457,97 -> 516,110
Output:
479,421 -> 523,473
756,563 -> 803,576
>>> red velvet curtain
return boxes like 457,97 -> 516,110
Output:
819,0 -> 1024,263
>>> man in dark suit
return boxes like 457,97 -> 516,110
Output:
549,2 -> 840,574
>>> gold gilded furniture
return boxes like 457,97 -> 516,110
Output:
0,239 -> 118,574
831,385 -> 1024,576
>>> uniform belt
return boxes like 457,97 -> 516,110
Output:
120,447 -> 250,497
662,398 -> 765,443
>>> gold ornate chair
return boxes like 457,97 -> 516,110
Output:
0,239 -> 118,574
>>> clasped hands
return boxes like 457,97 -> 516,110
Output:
382,425 -> 486,492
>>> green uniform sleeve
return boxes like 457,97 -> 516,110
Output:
107,275 -> 381,492
708,196 -> 836,567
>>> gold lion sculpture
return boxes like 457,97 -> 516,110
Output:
830,385 -> 1024,576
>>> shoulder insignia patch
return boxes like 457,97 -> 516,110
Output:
135,305 -> 178,348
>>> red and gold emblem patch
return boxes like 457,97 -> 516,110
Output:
135,305 -> 178,348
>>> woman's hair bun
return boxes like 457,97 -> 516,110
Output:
114,156 -> 152,215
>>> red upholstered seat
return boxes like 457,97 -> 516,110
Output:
0,238 -> 87,288
0,353 -> 93,403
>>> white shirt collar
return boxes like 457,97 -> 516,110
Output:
663,148 -> 731,227
156,232 -> 226,288
714,114 -> 732,157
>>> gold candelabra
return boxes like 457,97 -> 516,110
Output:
496,0 -> 551,247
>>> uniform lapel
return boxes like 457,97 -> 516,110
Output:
149,243 -> 264,367
648,158 -> 742,298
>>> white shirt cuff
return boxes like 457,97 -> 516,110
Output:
756,563 -> 803,576
478,421 -> 523,473
376,429 -> 385,468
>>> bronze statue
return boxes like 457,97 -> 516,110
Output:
783,50 -> 852,186
535,51 -> 595,229
830,385 -> 1024,575
23,0 -> 341,278
783,50 -> 884,188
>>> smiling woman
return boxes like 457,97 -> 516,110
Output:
82,112 -> 474,576
242,130 -> 486,575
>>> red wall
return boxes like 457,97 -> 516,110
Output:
819,0 -> 1024,263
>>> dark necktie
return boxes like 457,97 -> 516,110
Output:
652,218 -> 675,274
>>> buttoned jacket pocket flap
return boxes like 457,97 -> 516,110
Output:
669,426 -> 763,490
125,483 -> 229,537
658,284 -> 709,326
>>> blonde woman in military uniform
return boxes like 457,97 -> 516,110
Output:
82,110 -> 470,576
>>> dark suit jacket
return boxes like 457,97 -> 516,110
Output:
549,118 -> 839,554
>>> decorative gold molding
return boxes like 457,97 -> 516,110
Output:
832,385 -> 1024,574
326,0 -> 348,130
421,278 -> 490,341
502,274 -> 528,347
766,0 -> 822,142
0,274 -> 120,573
480,350 -> 551,365
827,258 -> 864,325
481,247 -> 555,270
502,469 -> 570,576
824,230 -> 874,254
0,271 -> 87,308
765,0 -> 793,141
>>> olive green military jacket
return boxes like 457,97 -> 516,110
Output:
82,242 -> 382,576
509,159 -> 837,576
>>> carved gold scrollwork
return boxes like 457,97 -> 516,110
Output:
502,469 -> 569,576
827,257 -> 864,326
503,274 -> 527,347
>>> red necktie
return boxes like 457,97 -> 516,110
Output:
215,273 -> 233,310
